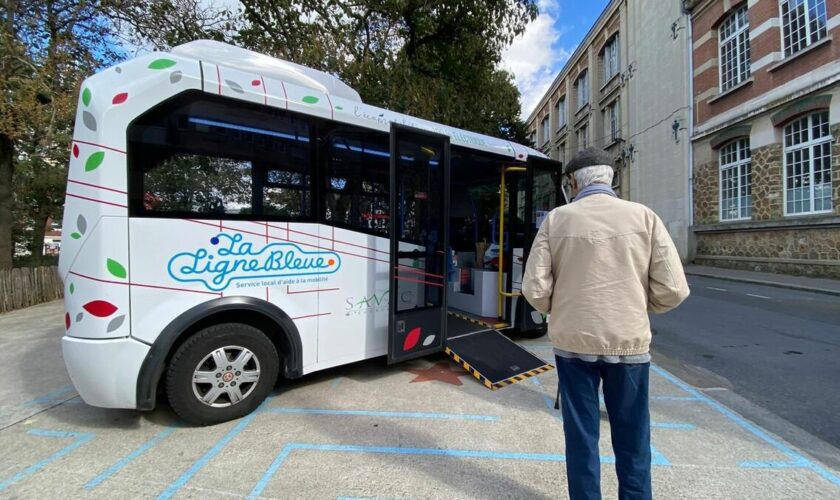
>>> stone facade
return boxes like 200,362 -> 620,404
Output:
694,227 -> 840,279
693,160 -> 718,225
750,143 -> 783,220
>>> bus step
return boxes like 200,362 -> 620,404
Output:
444,330 -> 554,390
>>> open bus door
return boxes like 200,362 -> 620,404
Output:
511,156 -> 567,333
387,125 -> 450,364
442,155 -> 561,390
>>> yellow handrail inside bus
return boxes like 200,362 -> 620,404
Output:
498,166 -> 527,318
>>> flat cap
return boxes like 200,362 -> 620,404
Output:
563,147 -> 614,175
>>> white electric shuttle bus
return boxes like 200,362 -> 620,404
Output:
60,40 -> 566,425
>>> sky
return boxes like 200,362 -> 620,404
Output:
501,0 -> 610,120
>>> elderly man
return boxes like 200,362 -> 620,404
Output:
523,148 -> 689,500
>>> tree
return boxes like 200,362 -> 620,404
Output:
0,0 -> 117,267
106,0 -> 537,141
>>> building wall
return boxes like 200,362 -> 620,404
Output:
689,0 -> 840,278
526,0 -> 693,261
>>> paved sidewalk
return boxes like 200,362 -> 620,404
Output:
1,301 -> 839,498
685,265 -> 840,296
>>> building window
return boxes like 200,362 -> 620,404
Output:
719,138 -> 752,221
540,116 -> 550,145
556,98 -> 566,130
603,35 -> 619,84
558,142 -> 565,164
784,111 -> 832,214
577,125 -> 588,151
719,5 -> 750,92
780,0 -> 828,57
576,71 -> 589,109
605,100 -> 620,143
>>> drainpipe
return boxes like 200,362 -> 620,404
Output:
686,6 -> 695,229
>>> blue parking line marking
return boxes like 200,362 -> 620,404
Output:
650,445 -> 671,466
157,396 -> 274,500
651,422 -> 695,430
85,427 -> 177,490
249,441 -> 678,497
650,395 -> 702,401
23,385 -> 77,406
0,429 -> 94,492
265,407 -> 499,422
739,458 -> 809,468
650,364 -> 840,488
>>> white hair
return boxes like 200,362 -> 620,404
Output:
573,165 -> 614,188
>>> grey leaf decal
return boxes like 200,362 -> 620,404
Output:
226,80 -> 244,93
82,111 -> 97,131
422,334 -> 436,346
107,314 -> 126,333
170,70 -> 182,84
77,214 -> 87,235
75,312 -> 84,322
115,66 -> 122,74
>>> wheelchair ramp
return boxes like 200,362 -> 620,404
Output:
444,330 -> 554,390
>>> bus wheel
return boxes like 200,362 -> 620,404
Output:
166,323 -> 279,425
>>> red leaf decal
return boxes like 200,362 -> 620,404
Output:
83,300 -> 118,317
403,327 -> 421,351
251,79 -> 261,86
112,92 -> 128,104
72,144 -> 79,158
65,312 -> 71,330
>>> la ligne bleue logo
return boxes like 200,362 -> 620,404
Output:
168,233 -> 341,291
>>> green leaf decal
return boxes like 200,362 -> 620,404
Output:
82,88 -> 91,106
69,283 -> 75,294
85,151 -> 105,172
148,58 -> 177,70
107,258 -> 127,279
71,232 -> 81,239
302,95 -> 319,104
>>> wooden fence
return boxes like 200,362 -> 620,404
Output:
0,266 -> 63,314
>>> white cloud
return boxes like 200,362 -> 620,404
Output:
501,0 -> 573,120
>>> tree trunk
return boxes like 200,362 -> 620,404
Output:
30,211 -> 48,261
0,134 -> 13,269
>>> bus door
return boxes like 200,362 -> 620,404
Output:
508,156 -> 566,333
387,124 -> 450,364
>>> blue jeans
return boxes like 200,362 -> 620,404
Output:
555,355 -> 652,500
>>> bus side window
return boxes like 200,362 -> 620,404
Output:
127,94 -> 314,221
323,131 -> 390,235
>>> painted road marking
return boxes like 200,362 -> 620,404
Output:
0,429 -> 94,492
248,442 -> 671,497
650,364 -> 840,487
264,407 -> 500,422
85,426 -> 177,490
746,293 -> 772,299
706,287 -> 728,292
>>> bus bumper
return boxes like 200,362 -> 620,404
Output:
62,336 -> 150,409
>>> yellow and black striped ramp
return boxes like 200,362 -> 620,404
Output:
445,330 -> 554,390
447,310 -> 508,330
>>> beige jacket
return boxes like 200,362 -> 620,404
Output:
522,193 -> 689,356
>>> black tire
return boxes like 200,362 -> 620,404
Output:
166,323 -> 279,426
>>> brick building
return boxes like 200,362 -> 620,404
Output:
526,0 -> 694,260
687,0 -> 840,277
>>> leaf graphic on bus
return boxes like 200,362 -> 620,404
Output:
83,300 -> 118,318
82,88 -> 91,106
403,327 -> 421,351
82,111 -> 97,131
422,335 -> 436,346
302,95 -> 319,104
65,313 -> 71,330
226,80 -> 244,93
112,92 -> 128,105
107,315 -> 126,333
75,312 -> 84,323
106,258 -> 127,279
72,144 -> 79,158
77,214 -> 87,235
85,151 -> 105,172
69,283 -> 75,294
169,71 -> 182,83
148,58 -> 176,70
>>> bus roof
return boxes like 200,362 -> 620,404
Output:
164,40 -> 543,161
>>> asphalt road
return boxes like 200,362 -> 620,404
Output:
651,275 -> 840,455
